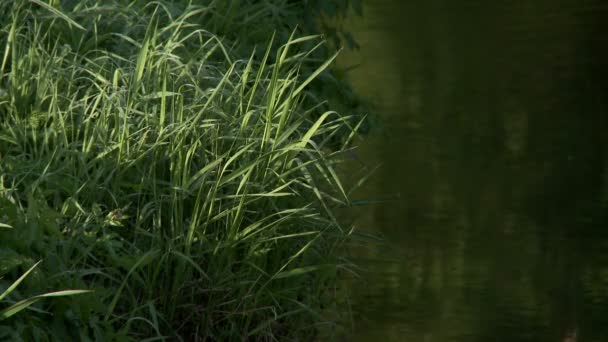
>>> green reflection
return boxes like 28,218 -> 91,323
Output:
339,1 -> 608,341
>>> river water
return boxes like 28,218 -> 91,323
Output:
339,1 -> 608,341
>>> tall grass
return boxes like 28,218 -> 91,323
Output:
0,0 -> 361,340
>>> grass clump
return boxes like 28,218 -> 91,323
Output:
0,0 -> 360,340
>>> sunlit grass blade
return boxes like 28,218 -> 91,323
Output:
0,261 -> 42,302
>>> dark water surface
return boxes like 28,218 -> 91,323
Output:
339,1 -> 608,341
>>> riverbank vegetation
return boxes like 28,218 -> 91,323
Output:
0,0 -> 365,340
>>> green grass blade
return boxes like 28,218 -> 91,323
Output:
0,290 -> 91,320
0,261 -> 42,302
273,265 -> 325,280
29,0 -> 85,31
293,50 -> 340,97
298,111 -> 334,148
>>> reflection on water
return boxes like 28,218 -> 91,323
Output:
339,1 -> 608,341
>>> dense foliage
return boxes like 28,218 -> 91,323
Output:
0,0 -> 365,340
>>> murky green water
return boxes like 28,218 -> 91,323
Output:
339,1 -> 608,341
